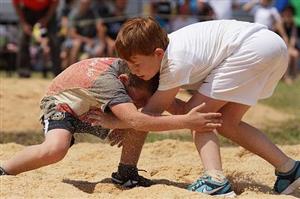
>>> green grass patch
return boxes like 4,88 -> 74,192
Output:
259,78 -> 300,144
261,78 -> 300,115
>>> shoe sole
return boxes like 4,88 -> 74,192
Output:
281,177 -> 300,195
216,191 -> 237,198
111,176 -> 138,188
111,176 -> 123,184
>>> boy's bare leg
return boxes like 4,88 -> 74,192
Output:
217,102 -> 290,168
186,92 -> 291,170
120,130 -> 148,166
186,93 -> 226,171
111,130 -> 152,187
191,131 -> 223,171
1,129 -> 72,175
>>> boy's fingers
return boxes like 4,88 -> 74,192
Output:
117,142 -> 123,148
91,122 -> 100,126
205,123 -> 222,128
192,103 -> 206,112
87,114 -> 101,120
110,139 -> 121,146
207,119 -> 223,124
110,141 -> 117,146
108,132 -> 114,140
204,112 -> 222,119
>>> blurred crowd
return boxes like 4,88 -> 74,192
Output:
0,0 -> 299,83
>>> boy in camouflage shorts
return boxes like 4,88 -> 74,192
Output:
0,57 -> 222,187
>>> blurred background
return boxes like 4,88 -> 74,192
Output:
0,0 -> 299,81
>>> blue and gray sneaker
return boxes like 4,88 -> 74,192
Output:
274,161 -> 300,194
187,175 -> 236,197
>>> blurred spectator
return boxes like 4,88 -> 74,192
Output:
281,5 -> 299,84
58,0 -> 76,69
68,0 -> 106,64
150,0 -> 174,32
12,0 -> 61,78
171,0 -> 198,31
31,23 -> 53,77
58,0 -> 76,39
97,0 -> 129,56
243,0 -> 288,43
274,0 -> 289,13
0,24 -> 18,76
289,0 -> 300,39
196,0 -> 215,21
208,0 -> 240,20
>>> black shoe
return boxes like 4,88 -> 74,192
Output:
111,164 -> 153,188
0,167 -> 8,175
274,161 -> 300,194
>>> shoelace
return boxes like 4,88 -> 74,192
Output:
132,169 -> 148,180
138,169 -> 147,173
188,175 -> 210,191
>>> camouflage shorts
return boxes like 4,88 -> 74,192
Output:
41,111 -> 110,146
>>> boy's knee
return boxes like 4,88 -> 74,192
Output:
217,118 -> 240,138
39,140 -> 69,163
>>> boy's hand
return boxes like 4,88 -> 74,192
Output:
185,103 -> 222,132
108,129 -> 126,147
87,110 -> 128,129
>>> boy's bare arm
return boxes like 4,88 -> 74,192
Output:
89,87 -> 222,132
108,102 -> 222,132
141,87 -> 185,115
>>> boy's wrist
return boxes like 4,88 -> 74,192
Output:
178,114 -> 190,129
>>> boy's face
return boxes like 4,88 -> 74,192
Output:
126,86 -> 152,108
126,49 -> 164,80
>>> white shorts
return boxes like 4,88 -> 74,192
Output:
198,29 -> 288,106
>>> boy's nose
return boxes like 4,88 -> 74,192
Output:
131,70 -> 137,75
132,69 -> 140,76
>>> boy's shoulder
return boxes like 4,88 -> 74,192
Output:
47,58 -> 126,93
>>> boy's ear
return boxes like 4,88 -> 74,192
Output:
118,74 -> 129,86
154,48 -> 165,58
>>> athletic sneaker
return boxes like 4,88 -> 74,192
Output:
187,175 -> 236,197
274,161 -> 300,194
0,167 -> 8,175
111,164 -> 153,188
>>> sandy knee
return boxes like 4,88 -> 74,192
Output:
39,139 -> 70,163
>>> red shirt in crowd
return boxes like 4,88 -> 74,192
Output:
13,0 -> 58,11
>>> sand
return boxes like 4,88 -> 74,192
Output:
0,77 -> 299,198
0,141 -> 299,199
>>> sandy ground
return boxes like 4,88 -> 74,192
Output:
0,141 -> 299,199
0,77 -> 299,198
